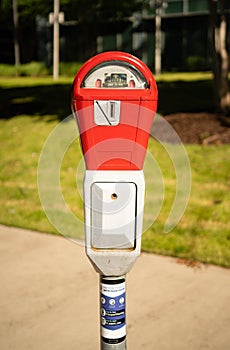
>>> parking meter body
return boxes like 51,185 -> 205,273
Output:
72,52 -> 157,349
72,51 -> 158,277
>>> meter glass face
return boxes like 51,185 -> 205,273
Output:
104,73 -> 127,88
82,61 -> 148,89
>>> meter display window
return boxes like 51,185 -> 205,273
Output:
81,61 -> 148,89
104,73 -> 128,88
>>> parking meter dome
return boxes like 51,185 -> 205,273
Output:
72,51 -> 158,170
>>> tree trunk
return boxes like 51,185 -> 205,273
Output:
209,0 -> 230,115
13,0 -> 20,69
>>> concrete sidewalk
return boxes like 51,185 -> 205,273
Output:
0,225 -> 229,350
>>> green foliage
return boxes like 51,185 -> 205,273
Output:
0,64 -> 17,76
0,62 -> 84,77
186,56 -> 207,71
0,62 -> 49,76
1,0 -> 52,16
60,0 -> 143,22
59,62 -> 83,77
18,61 -> 49,76
1,0 -> 143,22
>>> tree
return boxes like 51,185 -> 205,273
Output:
60,0 -> 142,22
13,0 -> 20,68
209,0 -> 230,116
1,0 -> 142,63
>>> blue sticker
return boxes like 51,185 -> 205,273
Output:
100,281 -> 126,340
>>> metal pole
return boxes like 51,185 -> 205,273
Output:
100,276 -> 127,350
53,0 -> 59,80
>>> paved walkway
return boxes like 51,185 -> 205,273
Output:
0,225 -> 229,350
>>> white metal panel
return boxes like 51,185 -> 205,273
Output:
83,170 -> 145,276
91,182 -> 136,249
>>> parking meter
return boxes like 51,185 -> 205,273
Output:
72,51 -> 158,349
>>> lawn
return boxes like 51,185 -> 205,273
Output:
0,75 -> 229,267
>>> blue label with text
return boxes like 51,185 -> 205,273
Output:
100,281 -> 126,339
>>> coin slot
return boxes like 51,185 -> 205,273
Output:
110,102 -> 115,120
94,100 -> 120,126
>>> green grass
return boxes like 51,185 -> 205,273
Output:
157,71 -> 213,82
0,72 -> 216,118
0,76 -> 72,87
142,141 -> 230,267
0,76 -> 73,119
156,79 -> 215,114
0,75 -> 229,267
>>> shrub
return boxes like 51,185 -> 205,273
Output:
0,62 -> 83,77
18,62 -> 49,76
0,64 -> 18,76
186,56 -> 206,71
59,62 -> 83,76
0,62 -> 49,77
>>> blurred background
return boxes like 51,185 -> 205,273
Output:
0,0 -> 229,72
0,0 -> 229,267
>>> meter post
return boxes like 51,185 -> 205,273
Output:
100,275 -> 126,349
72,51 -> 158,349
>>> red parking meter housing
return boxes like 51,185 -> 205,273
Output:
72,51 -> 158,170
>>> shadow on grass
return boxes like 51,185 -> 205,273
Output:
0,83 -> 72,120
157,80 -> 215,115
0,79 -> 216,120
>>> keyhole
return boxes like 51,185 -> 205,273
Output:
111,193 -> 118,200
